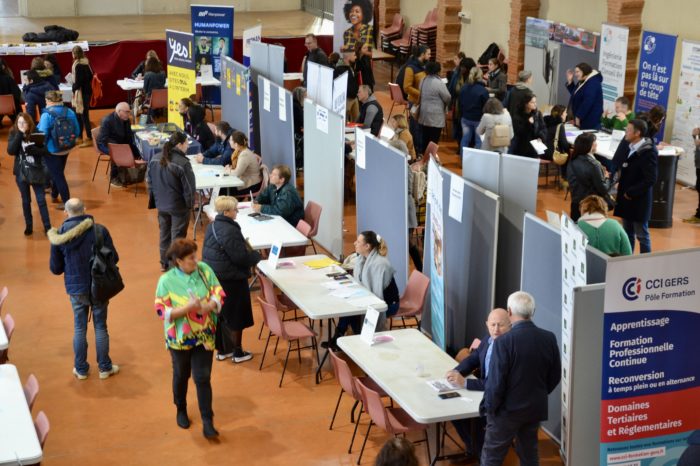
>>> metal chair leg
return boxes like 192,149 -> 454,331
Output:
259,331 -> 272,370
329,389 -> 343,430
357,420 -> 373,465
349,404 -> 363,453
280,341 -> 292,388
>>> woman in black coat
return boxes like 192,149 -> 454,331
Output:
71,46 -> 94,147
511,92 -> 546,158
566,132 -> 610,221
202,196 -> 261,363
187,104 -> 215,151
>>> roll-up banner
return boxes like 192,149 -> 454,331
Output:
670,40 -> 700,187
166,30 -> 196,127
334,0 -> 375,54
599,23 -> 629,114
634,31 -> 677,141
427,158 -> 445,350
191,5 -> 234,106
601,249 -> 700,465
243,25 -> 262,67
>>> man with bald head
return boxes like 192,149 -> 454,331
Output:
97,102 -> 140,187
445,308 -> 511,463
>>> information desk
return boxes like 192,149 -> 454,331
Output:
338,329 -> 482,464
257,254 -> 387,382
234,202 -> 309,250
116,76 -> 222,103
0,365 -> 42,466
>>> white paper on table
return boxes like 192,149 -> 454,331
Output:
448,173 -> 464,222
355,128 -> 366,169
360,306 -> 380,345
263,78 -> 271,112
316,106 -> 329,134
380,125 -> 395,141
348,295 -> 384,308
530,139 -> 548,155
200,64 -> 213,79
278,91 -> 286,122
268,241 -> 283,269
321,280 -> 347,290
330,286 -> 367,299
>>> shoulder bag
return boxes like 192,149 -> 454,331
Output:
19,151 -> 47,186
552,123 -> 569,165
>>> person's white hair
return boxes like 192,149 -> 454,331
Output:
507,291 -> 535,319
65,198 -> 85,217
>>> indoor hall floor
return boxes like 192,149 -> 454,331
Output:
0,10 -> 333,43
1,65 -> 700,466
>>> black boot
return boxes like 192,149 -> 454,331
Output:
176,408 -> 190,429
24,225 -> 32,236
202,418 -> 219,439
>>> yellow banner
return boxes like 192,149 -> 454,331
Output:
167,65 -> 196,128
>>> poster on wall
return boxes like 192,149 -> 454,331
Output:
191,4 -> 234,106
333,0 -> 375,54
427,159 -> 445,350
634,30 -> 678,141
600,249 -> 700,466
670,40 -> 700,187
525,17 -> 551,49
561,26 -> 598,53
599,23 -> 629,113
243,25 -> 262,67
166,30 -> 196,128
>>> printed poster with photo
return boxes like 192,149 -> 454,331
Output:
333,0 -> 375,54
191,4 -> 234,105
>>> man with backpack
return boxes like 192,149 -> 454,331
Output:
37,90 -> 80,209
399,45 -> 429,156
48,198 -> 120,381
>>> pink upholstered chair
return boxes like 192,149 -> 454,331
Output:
389,271 -> 430,329
304,201 -> 322,254
0,286 -> 7,315
90,127 -> 110,181
34,411 -> 50,448
108,143 -> 147,196
24,374 -> 39,411
0,313 -> 15,364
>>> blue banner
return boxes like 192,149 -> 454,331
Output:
190,4 -> 234,105
634,31 -> 677,141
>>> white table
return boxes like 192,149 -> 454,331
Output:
0,318 -> 7,350
0,365 -> 42,466
116,76 -> 222,92
564,128 -> 683,161
338,329 -> 482,464
58,83 -> 72,103
235,203 -> 309,250
257,254 -> 387,383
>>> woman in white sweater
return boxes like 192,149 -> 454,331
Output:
477,97 -> 513,153
226,131 -> 262,195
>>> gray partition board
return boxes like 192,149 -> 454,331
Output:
554,43 -> 600,107
462,147 -> 500,194
303,99 -> 344,258
257,76 -> 295,185
268,44 -> 285,87
221,57 -> 252,143
355,133 -> 408,293
306,62 -> 334,109
565,284 -> 604,466
249,41 -> 270,85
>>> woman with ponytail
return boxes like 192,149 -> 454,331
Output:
322,230 -> 400,350
224,131 -> 262,195
147,131 -> 197,271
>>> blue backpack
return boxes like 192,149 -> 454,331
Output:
48,107 -> 77,151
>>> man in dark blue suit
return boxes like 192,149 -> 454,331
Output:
445,308 -> 511,463
610,119 -> 658,253
481,291 -> 561,466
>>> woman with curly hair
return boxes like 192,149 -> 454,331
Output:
341,0 -> 374,53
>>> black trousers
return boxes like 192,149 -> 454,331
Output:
481,413 -> 540,466
453,416 -> 486,458
169,344 -> 214,420
420,124 -> 443,154
77,98 -> 92,140
157,211 -> 190,268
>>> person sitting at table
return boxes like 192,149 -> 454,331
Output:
322,231 -> 400,350
445,308 -> 512,462
222,131 -> 262,196
98,102 -> 141,188
567,132 -> 611,221
252,164 -> 303,226
131,49 -> 160,79
134,57 -> 165,117
601,96 -> 634,131
195,121 -> 235,166
577,195 -> 631,256
22,70 -> 55,122
388,114 -> 417,161
357,84 -> 383,137
148,132 -> 196,272
185,103 -> 215,151
202,196 -> 261,364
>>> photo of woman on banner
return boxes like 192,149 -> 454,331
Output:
340,0 -> 374,53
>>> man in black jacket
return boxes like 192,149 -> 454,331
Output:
301,34 -> 329,84
98,102 -> 141,187
481,291 -> 561,466
610,119 -> 658,253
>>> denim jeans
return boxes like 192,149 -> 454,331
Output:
169,345 -> 214,420
15,176 -> 51,230
44,153 -> 70,203
409,112 -> 423,157
622,219 -> 651,254
70,294 -> 112,374
460,118 -> 481,150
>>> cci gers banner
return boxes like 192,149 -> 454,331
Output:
634,31 -> 677,141
191,4 -> 234,106
166,30 -> 196,128
601,249 -> 700,465
671,40 -> 700,187
599,23 -> 629,114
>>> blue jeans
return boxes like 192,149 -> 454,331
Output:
15,176 -> 51,230
460,118 -> 481,150
44,153 -> 70,203
622,219 -> 651,254
70,294 -> 113,374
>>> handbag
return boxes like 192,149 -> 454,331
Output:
19,153 -> 47,186
552,123 -> 569,165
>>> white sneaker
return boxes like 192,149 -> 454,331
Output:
73,367 -> 88,380
216,352 -> 234,361
99,364 -> 120,379
233,351 -> 253,363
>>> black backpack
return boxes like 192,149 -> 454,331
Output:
90,224 -> 124,303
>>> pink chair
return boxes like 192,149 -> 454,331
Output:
355,378 -> 430,465
34,411 -> 50,448
257,297 -> 319,387
379,13 -> 403,38
148,88 -> 168,122
0,286 -> 7,315
388,83 -> 409,119
304,201 -> 322,254
281,219 -> 312,258
108,143 -> 147,196
0,313 -> 15,364
328,350 -> 388,453
256,271 -> 301,340
24,374 -> 39,411
90,127 -> 111,182
389,271 -> 430,329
